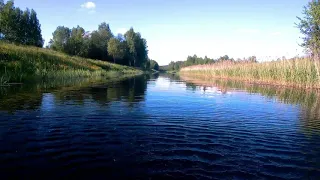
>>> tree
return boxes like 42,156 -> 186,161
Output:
218,55 -> 229,61
67,26 -> 86,56
87,31 -> 101,59
124,28 -> 138,66
48,22 -> 149,66
86,22 -> 113,61
297,1 -> 320,58
124,28 -> 148,68
0,0 -> 43,46
107,37 -> 126,63
0,0 -> 17,42
173,63 -> 179,70
149,60 -> 159,71
248,56 -> 257,62
20,8 -> 30,44
28,9 -> 43,47
98,22 -> 113,60
145,60 -> 151,70
50,26 -> 71,52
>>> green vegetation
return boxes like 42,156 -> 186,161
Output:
146,59 -> 159,71
0,0 -> 43,47
0,0 -> 155,70
297,0 -> 320,59
0,43 -> 142,84
48,23 -> 150,68
0,0 -> 160,84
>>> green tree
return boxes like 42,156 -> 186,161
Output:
124,28 -> 138,66
28,9 -> 43,47
0,1 -> 43,46
0,0 -> 17,42
87,31 -> 102,59
145,60 -> 151,69
124,28 -> 148,67
297,1 -> 320,58
0,0 -> 4,40
86,22 -> 113,61
50,26 -> 71,52
107,37 -> 126,63
67,26 -> 86,56
20,8 -> 30,44
48,23 -> 149,66
98,22 -> 113,60
168,61 -> 176,71
149,60 -> 159,71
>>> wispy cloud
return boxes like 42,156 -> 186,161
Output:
237,28 -> 260,34
81,2 -> 96,9
79,2 -> 96,14
270,32 -> 281,36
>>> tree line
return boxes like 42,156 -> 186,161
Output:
0,0 -> 159,70
0,0 -> 43,47
164,55 -> 257,71
48,24 -> 151,68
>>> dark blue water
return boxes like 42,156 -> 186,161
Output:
1,74 -> 320,179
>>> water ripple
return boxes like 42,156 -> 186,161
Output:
1,76 -> 320,179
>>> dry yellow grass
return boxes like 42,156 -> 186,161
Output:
180,58 -> 320,88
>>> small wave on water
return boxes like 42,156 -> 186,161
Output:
0,74 -> 320,179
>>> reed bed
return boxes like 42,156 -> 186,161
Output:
0,42 -> 141,84
180,58 -> 320,88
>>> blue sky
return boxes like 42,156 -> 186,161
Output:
14,0 -> 308,65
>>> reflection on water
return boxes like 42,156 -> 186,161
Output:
0,75 -> 152,113
179,74 -> 320,136
0,73 -> 320,179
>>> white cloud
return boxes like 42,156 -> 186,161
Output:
116,28 -> 127,35
81,2 -> 96,9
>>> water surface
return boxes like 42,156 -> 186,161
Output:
1,74 -> 320,179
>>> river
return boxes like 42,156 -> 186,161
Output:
0,74 -> 320,179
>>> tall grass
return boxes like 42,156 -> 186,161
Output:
180,58 -> 320,88
0,42 -> 142,84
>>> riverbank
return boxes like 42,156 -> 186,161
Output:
0,43 -> 142,85
180,58 -> 320,89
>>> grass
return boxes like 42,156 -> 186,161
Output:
0,42 -> 142,84
180,58 -> 320,88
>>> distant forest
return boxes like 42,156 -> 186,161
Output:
162,55 -> 257,71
